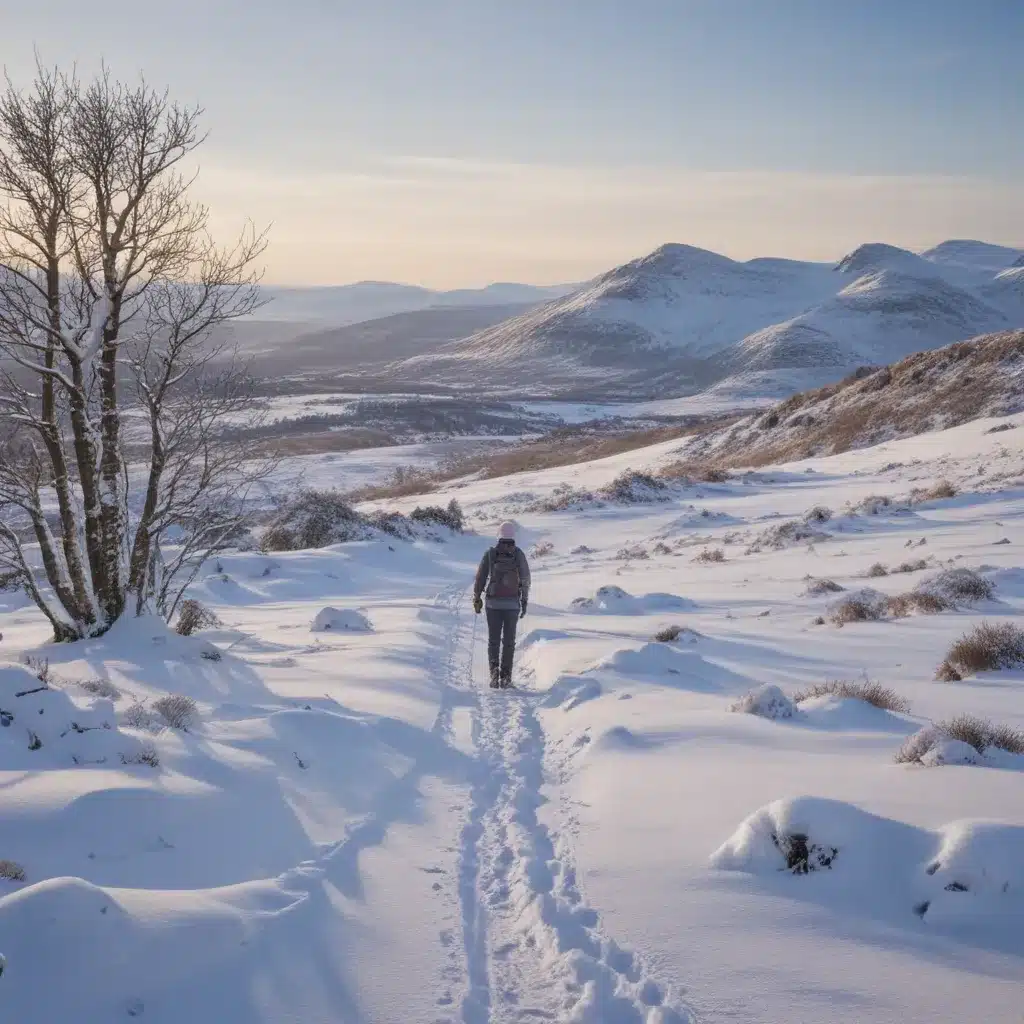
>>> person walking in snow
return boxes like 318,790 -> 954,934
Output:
473,521 -> 531,688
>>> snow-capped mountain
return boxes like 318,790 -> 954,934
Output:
392,239 -> 1024,398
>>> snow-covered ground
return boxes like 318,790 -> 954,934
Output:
1,415 -> 1022,1022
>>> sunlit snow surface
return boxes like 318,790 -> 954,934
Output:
1,414 -> 1023,1022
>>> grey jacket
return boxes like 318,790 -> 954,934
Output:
474,543 -> 531,611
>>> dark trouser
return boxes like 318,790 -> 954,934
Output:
486,607 -> 519,681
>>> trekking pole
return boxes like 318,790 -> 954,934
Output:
469,598 -> 479,688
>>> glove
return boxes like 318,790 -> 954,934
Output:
473,596 -> 483,614
519,600 -> 528,620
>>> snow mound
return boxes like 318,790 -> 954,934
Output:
540,675 -> 602,711
729,684 -> 798,720
710,796 -> 848,874
796,694 -> 913,733
920,739 -> 983,767
0,874 -> 297,1021
920,821 -> 1024,928
915,567 -> 996,605
712,799 -> 1024,938
311,607 -> 373,633
570,586 -> 694,615
597,643 -> 689,678
747,519 -> 829,552
0,663 -> 153,771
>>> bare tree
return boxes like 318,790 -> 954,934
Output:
0,63 -> 269,640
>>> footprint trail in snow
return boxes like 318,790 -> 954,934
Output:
446,591 -> 694,1024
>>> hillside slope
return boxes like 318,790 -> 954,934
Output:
680,329 -> 1024,468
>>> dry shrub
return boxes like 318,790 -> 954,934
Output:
918,568 -> 995,604
175,599 -> 220,637
122,702 -> 156,730
120,747 -> 160,768
747,520 -> 828,552
935,661 -> 963,682
153,694 -> 198,731
805,579 -> 844,596
261,489 -> 362,551
895,714 -> 1024,763
829,591 -> 885,625
699,467 -> 730,484
694,547 -> 726,564
599,470 -> 668,503
23,655 -> 52,685
938,621 -> 1024,678
885,592 -> 951,618
793,678 -> 910,713
804,505 -> 833,524
615,544 -> 649,561
855,495 -> 899,516
531,485 -> 594,513
0,859 -> 26,882
866,562 -> 889,578
893,558 -> 929,574
652,624 -> 701,643
912,480 -> 958,502
78,678 -> 121,699
410,499 -> 465,533
652,541 -> 673,556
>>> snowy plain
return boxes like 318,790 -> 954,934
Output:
1,413 -> 1023,1022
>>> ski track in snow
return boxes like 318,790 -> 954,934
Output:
445,588 -> 693,1024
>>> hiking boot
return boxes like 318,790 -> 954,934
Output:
499,673 -> 512,689
489,666 -> 500,688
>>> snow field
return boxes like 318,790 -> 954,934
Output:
0,413 -> 1022,1022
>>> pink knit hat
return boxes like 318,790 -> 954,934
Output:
498,521 -> 516,541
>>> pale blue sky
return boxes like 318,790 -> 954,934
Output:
6,1 -> 1023,285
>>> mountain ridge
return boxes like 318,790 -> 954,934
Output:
389,237 -> 1024,399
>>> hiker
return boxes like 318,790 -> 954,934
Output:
473,521 -> 531,688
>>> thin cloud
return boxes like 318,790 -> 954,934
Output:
195,157 -> 1024,287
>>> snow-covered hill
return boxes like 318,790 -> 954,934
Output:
255,280 -> 575,325
679,329 -> 1024,469
394,239 -> 1024,399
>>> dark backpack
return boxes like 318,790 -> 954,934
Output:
487,544 -> 521,600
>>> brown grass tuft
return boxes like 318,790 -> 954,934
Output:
793,678 -> 910,713
895,714 -> 1024,763
893,558 -> 929,574
694,547 -> 726,564
866,562 -> 889,578
912,480 -> 958,502
829,592 -> 885,625
885,592 -> 951,618
806,578 -> 844,596
939,621 -> 1024,678
918,568 -> 995,604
